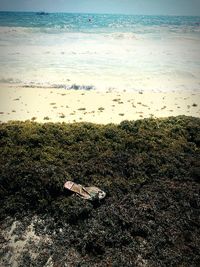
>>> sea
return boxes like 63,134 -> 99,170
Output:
0,12 -> 200,92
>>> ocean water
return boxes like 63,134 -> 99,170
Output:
0,12 -> 200,92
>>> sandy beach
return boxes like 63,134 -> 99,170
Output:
1,8 -> 200,267
0,84 -> 199,124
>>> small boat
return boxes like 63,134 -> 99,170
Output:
37,11 -> 49,16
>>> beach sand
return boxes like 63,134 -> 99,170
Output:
0,84 -> 200,124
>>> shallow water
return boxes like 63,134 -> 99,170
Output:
0,12 -> 200,91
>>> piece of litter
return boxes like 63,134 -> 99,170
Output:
64,181 -> 106,201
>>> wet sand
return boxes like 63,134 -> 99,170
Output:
0,85 -> 200,124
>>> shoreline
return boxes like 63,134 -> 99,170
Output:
0,84 -> 200,124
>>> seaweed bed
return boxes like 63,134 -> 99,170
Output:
0,116 -> 200,266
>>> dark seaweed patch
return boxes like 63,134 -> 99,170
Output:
0,116 -> 200,266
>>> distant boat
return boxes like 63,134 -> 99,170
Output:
36,11 -> 49,16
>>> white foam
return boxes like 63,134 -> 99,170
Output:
0,26 -> 200,92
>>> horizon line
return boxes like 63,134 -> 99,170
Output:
0,10 -> 199,17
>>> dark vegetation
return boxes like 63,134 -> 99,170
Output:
0,116 -> 200,266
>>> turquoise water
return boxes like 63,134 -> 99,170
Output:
1,12 -> 200,32
0,12 -> 200,91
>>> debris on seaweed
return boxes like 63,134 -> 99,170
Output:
64,181 -> 106,200
0,116 -> 200,266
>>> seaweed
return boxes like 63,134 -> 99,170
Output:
0,116 -> 200,266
